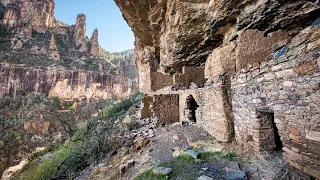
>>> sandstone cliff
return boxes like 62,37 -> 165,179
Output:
0,62 -> 135,100
115,0 -> 320,73
115,0 -> 320,179
1,0 -> 56,30
0,0 -> 138,100
90,28 -> 100,56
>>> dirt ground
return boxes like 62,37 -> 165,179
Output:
76,120 -> 287,180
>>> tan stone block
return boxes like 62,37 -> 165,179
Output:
264,73 -> 276,81
290,33 -> 308,48
275,69 -> 295,78
288,127 -> 301,135
252,137 -> 266,143
283,146 -> 303,161
283,81 -> 293,87
283,155 -> 303,170
304,166 -> 320,179
307,38 -> 320,51
293,63 -> 317,75
306,130 -> 320,142
289,134 -> 301,142
271,64 -> 283,71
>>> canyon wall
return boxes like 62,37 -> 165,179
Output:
115,0 -> 320,179
0,0 -> 138,100
1,0 -> 56,30
0,62 -> 135,100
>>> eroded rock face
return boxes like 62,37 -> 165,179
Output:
48,33 -> 60,60
49,33 -> 57,50
2,0 -> 56,29
74,14 -> 87,50
90,28 -> 100,56
0,62 -> 135,100
115,0 -> 320,73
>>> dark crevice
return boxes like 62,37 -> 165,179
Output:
185,95 -> 198,123
271,113 -> 283,151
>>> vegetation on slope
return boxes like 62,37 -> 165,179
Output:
0,28 -> 136,77
0,93 -> 76,175
18,93 -> 142,180
104,49 -> 138,79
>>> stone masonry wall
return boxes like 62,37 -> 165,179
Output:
153,94 -> 179,124
140,84 -> 234,143
199,85 -> 234,143
178,90 -> 201,123
141,95 -> 154,119
231,26 -> 320,179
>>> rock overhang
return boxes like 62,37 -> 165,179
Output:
115,0 -> 320,74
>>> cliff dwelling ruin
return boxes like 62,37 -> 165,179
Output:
0,0 -> 320,179
115,0 -> 320,179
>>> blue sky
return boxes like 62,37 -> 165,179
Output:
54,0 -> 134,52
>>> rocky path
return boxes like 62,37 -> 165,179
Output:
76,118 -> 287,180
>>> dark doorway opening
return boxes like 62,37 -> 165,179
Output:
257,111 -> 283,152
185,95 -> 198,123
271,113 -> 283,151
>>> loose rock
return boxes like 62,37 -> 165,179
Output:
184,150 -> 200,159
153,167 -> 172,175
198,175 -> 214,180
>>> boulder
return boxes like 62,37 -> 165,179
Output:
153,167 -> 172,175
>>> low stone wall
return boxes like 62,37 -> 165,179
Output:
141,85 -> 234,143
141,95 -> 153,119
231,26 -> 320,178
153,94 -> 180,124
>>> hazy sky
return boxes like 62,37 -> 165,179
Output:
54,0 -> 134,52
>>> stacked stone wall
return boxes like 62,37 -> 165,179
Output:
153,94 -> 180,124
231,26 -> 320,179
178,90 -> 201,123
200,85 -> 234,142
141,95 -> 154,119
136,15 -> 320,180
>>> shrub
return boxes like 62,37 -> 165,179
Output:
126,120 -> 140,131
19,93 -> 142,179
